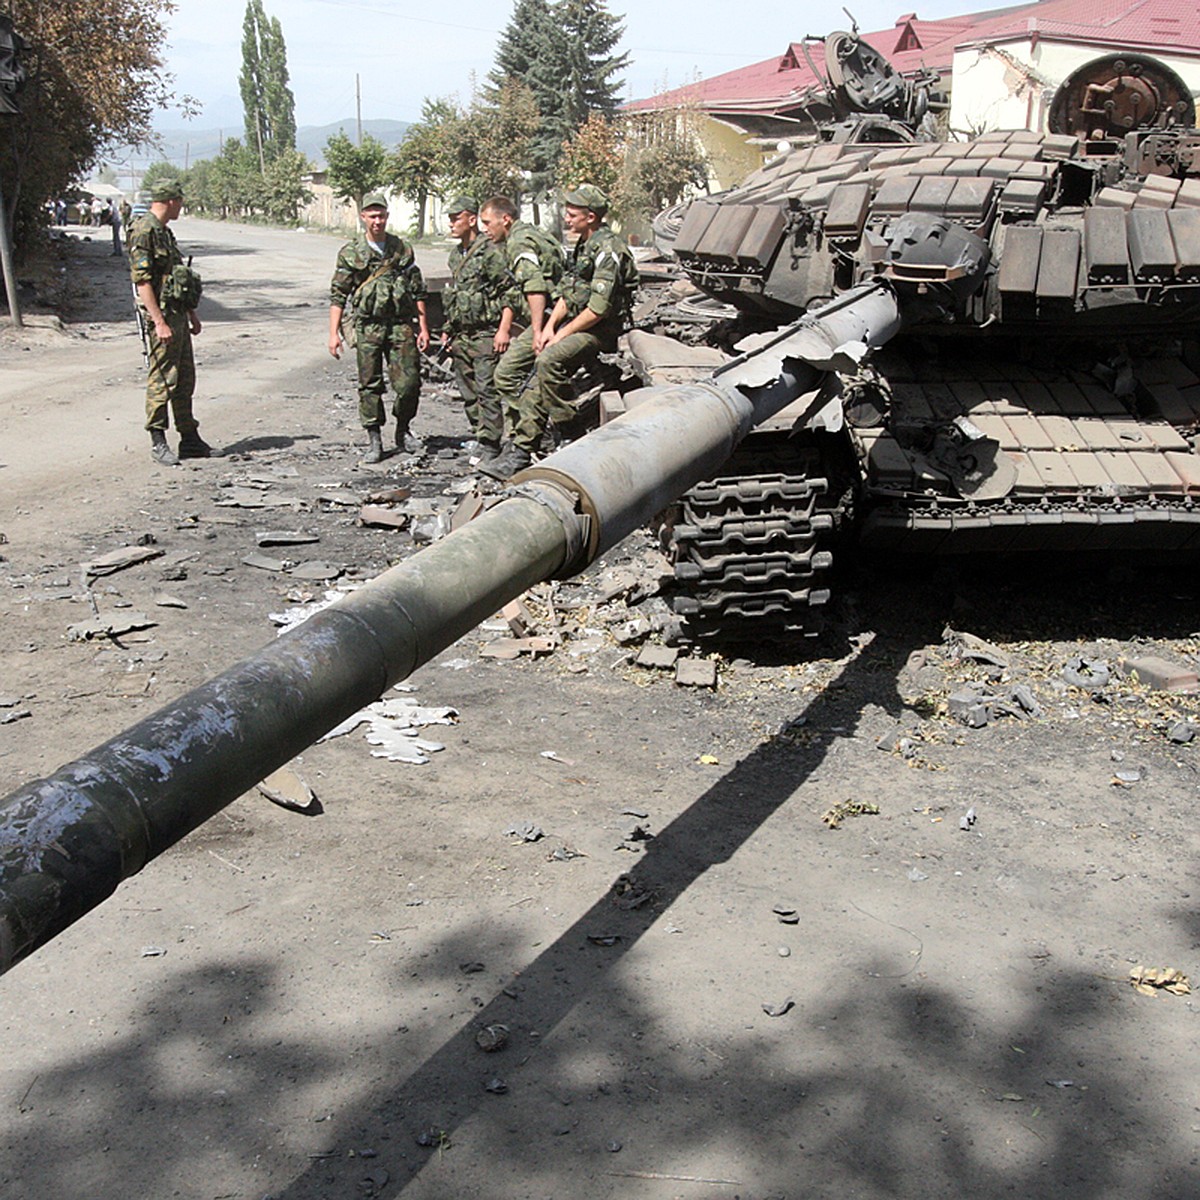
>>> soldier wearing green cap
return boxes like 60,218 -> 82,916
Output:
442,195 -> 522,464
128,177 -> 211,466
481,184 -> 636,480
329,193 -> 431,463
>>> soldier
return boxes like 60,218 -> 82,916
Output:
441,196 -> 520,466
328,192 -> 431,463
478,195 -> 565,479
128,178 -> 210,466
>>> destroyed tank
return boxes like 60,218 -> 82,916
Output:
628,43 -> 1200,639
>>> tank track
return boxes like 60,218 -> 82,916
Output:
667,436 -> 846,639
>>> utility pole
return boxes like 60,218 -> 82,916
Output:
356,74 -> 362,146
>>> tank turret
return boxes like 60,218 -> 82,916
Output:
643,43 -> 1200,639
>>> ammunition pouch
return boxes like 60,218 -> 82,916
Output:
161,263 -> 202,310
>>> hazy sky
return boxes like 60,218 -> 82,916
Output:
159,0 -> 979,129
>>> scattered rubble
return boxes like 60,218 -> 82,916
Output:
80,545 -> 163,580
256,765 -> 321,815
1119,655 -> 1200,693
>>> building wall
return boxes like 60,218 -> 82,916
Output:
698,116 -> 768,191
948,38 -> 1200,135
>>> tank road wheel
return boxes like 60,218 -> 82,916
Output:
664,433 -> 851,642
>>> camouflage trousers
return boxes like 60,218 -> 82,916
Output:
356,319 -> 420,430
494,327 -> 606,453
449,330 -> 502,447
144,310 -> 198,434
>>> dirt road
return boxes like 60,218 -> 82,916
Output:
2,220 -> 1200,1200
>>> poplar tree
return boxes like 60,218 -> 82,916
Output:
239,0 -> 296,169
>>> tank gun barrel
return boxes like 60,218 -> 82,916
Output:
0,283 -> 902,976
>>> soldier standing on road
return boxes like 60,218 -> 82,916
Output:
328,193 -> 431,463
129,178 -> 211,467
478,195 -> 564,479
441,196 -> 521,467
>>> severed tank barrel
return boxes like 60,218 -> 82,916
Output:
0,283 -> 902,975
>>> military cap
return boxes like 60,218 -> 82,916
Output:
562,184 -> 608,215
361,192 -> 389,210
446,195 -> 478,215
150,178 -> 184,202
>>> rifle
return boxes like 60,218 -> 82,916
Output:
131,280 -> 149,368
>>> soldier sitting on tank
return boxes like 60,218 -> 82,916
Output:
328,193 -> 431,463
481,184 -> 636,480
442,196 -> 522,468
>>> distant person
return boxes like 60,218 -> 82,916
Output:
108,200 -> 122,256
441,195 -> 520,467
477,194 -> 564,479
128,178 -> 212,466
328,192 -> 430,463
90,196 -> 104,226
126,192 -> 149,248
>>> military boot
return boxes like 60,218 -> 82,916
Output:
362,426 -> 384,464
396,427 -> 424,456
178,430 -> 215,458
479,444 -> 531,481
476,440 -> 503,468
149,429 -> 179,467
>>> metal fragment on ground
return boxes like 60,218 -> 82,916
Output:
242,550 -> 290,572
256,530 -> 320,546
289,561 -> 343,581
67,612 -> 156,641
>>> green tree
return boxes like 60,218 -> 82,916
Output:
617,107 -> 708,223
323,130 -> 388,212
488,0 -> 628,195
1,1 -> 183,248
557,112 -> 620,199
260,148 -> 310,223
390,97 -> 457,237
239,0 -> 296,170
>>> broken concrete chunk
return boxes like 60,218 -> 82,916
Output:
0,708 -> 31,724
675,657 -> 717,688
612,617 -> 651,646
80,545 -> 163,579
1010,684 -> 1043,716
502,599 -> 536,638
1168,721 -> 1196,744
358,504 -> 409,530
411,514 -> 452,544
504,821 -> 544,843
153,593 -> 188,609
256,765 -> 321,814
1119,655 -> 1199,693
0,694 -> 23,708
947,691 -> 990,727
635,644 -> 678,670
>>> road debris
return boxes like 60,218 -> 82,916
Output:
79,545 -> 164,581
1062,656 -> 1111,689
475,1024 -> 510,1052
1129,966 -> 1190,996
1119,655 -> 1200,693
153,593 -> 188,608
318,694 -> 458,764
959,806 -> 977,830
762,997 -> 795,1017
504,821 -> 545,843
635,645 -> 678,671
256,765 -> 321,814
67,612 -> 157,641
821,800 -> 880,829
942,626 -> 1010,668
256,529 -> 319,546
675,657 -> 717,688
242,550 -> 290,572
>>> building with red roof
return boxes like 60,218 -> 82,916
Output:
628,0 -> 1200,189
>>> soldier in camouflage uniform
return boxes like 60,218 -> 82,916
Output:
481,186 -> 635,480
129,178 -> 210,466
442,196 -> 521,465
479,194 -> 565,478
328,193 -> 431,463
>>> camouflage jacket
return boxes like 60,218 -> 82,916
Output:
330,232 -> 426,323
129,213 -> 199,313
504,219 -> 563,299
557,225 -> 636,327
444,233 -> 521,334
